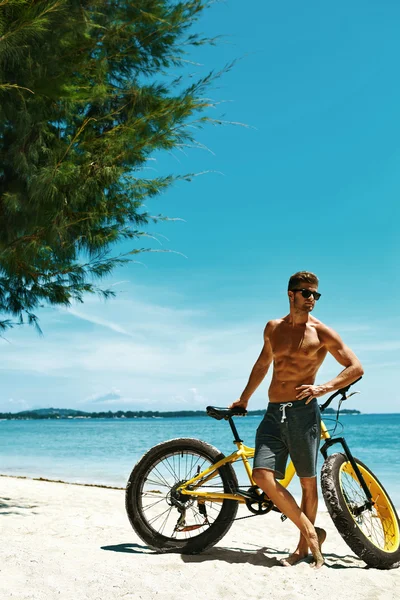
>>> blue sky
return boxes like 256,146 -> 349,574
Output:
1,0 -> 399,414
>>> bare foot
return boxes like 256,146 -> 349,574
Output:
309,527 -> 326,569
280,528 -> 326,568
280,550 -> 308,567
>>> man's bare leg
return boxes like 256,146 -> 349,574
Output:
280,477 -> 326,566
252,469 -> 324,569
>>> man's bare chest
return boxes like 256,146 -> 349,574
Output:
270,326 -> 323,358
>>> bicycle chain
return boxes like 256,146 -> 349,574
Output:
233,513 -> 262,521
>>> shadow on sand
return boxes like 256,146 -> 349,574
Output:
101,543 -> 156,555
181,546 -> 365,569
101,541 -> 366,569
0,496 -> 38,515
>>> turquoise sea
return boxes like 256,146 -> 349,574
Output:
1,413 -> 399,507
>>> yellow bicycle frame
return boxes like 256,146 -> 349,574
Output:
178,420 -> 331,503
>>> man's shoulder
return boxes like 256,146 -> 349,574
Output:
265,318 -> 285,328
309,315 -> 324,328
264,318 -> 285,335
313,318 -> 341,341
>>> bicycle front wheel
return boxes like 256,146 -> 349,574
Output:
125,438 -> 239,554
321,453 -> 400,569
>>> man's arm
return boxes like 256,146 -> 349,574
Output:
296,325 -> 364,402
230,323 -> 273,409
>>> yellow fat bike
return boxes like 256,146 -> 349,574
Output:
125,379 -> 400,569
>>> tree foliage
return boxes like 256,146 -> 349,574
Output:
0,0 -> 224,331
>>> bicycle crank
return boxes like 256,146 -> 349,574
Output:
244,486 -> 274,515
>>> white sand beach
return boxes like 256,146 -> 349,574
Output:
1,475 -> 399,600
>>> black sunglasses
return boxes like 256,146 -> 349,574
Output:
292,289 -> 321,301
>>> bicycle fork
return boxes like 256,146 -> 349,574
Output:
320,436 -> 374,512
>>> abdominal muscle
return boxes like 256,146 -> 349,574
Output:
268,356 -> 325,403
268,378 -> 310,403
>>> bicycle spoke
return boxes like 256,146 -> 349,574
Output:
144,477 -> 171,489
158,457 -> 180,484
150,464 -> 175,489
205,501 -> 222,516
147,505 -> 174,529
184,453 -> 204,481
141,496 -> 167,511
158,507 -> 174,536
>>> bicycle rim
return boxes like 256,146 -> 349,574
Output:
339,461 -> 400,553
139,449 -> 227,541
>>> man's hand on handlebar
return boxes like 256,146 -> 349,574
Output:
228,398 -> 249,410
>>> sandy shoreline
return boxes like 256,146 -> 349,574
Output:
1,475 -> 399,600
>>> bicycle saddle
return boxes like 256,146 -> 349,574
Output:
206,406 -> 247,420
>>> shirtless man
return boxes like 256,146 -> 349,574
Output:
230,271 -> 363,569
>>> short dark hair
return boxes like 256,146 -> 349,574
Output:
288,271 -> 319,291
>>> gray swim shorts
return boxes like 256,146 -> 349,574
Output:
253,397 -> 321,479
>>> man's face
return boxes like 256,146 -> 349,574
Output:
289,283 -> 319,313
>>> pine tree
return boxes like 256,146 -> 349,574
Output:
0,0 -> 225,331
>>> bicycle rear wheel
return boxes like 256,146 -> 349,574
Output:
321,453 -> 400,569
125,438 -> 239,554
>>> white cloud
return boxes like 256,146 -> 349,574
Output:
65,307 -> 135,338
329,322 -> 372,333
87,396 -> 153,407
353,340 -> 400,352
188,387 -> 208,405
84,390 -> 122,403
5,398 -> 29,410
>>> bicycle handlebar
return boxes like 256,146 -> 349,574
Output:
206,376 -> 362,421
319,376 -> 363,413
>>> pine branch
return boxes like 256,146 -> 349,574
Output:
0,0 -> 233,332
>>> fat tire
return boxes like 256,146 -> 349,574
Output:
125,438 -> 239,554
321,453 -> 400,569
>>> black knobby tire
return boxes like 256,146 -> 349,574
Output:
321,453 -> 400,569
125,438 -> 239,554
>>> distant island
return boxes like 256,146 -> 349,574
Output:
0,407 -> 361,420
